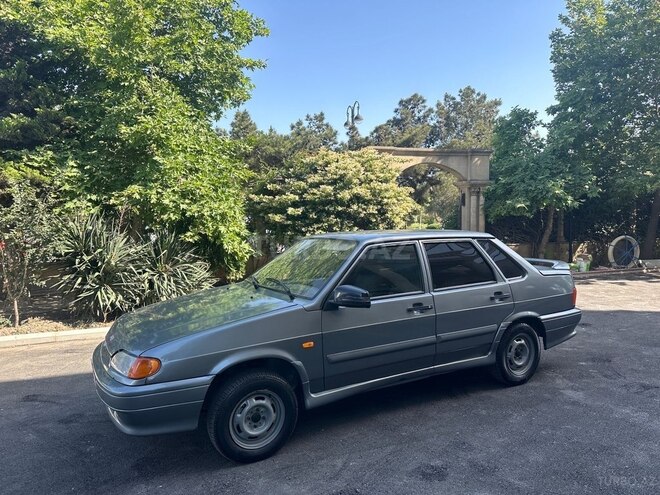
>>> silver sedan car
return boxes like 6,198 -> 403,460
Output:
93,230 -> 581,462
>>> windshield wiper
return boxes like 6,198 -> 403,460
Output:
249,275 -> 260,290
264,277 -> 295,301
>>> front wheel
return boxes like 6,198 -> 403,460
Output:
206,370 -> 298,463
491,323 -> 540,385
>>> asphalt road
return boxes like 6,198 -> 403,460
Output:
1,274 -> 659,495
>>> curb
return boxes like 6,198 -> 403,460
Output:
0,326 -> 109,349
572,267 -> 657,279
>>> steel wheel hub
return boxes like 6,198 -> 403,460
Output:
230,391 -> 285,450
506,335 -> 532,375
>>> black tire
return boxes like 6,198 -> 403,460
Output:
206,370 -> 298,463
491,323 -> 540,386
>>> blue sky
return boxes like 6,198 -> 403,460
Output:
220,0 -> 566,137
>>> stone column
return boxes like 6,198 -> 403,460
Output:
456,181 -> 490,231
456,182 -> 470,230
470,187 -> 479,232
478,187 -> 486,232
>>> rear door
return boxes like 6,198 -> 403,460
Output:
422,239 -> 514,364
321,242 -> 436,390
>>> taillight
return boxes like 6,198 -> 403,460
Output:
572,287 -> 577,307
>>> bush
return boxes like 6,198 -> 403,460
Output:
0,180 -> 55,327
140,230 -> 215,306
53,214 -> 214,321
53,214 -> 143,322
249,148 -> 418,243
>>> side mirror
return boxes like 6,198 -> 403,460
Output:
330,285 -> 371,309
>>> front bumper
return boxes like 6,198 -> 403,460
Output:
540,308 -> 582,349
92,342 -> 213,436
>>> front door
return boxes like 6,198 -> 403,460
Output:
322,242 -> 436,390
422,240 -> 514,364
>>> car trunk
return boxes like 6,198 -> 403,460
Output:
525,258 -> 572,276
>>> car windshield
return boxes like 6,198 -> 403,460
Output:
254,238 -> 357,299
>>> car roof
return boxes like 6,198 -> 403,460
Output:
311,230 -> 494,244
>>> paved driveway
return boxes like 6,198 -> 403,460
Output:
1,274 -> 659,495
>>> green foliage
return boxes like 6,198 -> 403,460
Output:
0,21 -> 77,184
549,0 -> 659,255
429,86 -> 501,149
0,180 -> 54,326
369,94 -> 433,148
234,112 -> 340,176
367,87 -> 500,150
487,107 -> 596,220
140,230 -> 216,306
242,127 -> 295,174
486,107 -> 598,256
398,165 -> 460,228
53,214 -> 144,321
249,149 -> 418,243
2,0 -> 268,118
53,214 -> 214,321
1,0 -> 268,276
230,110 -> 258,140
289,112 -> 339,154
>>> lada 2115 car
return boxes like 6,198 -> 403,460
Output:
93,230 -> 581,462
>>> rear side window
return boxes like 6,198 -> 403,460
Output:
424,241 -> 496,289
477,240 -> 525,279
343,244 -> 423,298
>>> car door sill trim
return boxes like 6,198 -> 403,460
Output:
436,324 -> 496,342
306,354 -> 493,409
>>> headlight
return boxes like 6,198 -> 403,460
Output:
110,351 -> 161,379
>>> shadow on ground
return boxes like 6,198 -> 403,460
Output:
1,309 -> 659,495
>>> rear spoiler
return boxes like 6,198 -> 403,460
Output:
525,258 -> 571,275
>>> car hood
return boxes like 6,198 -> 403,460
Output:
104,281 -> 298,355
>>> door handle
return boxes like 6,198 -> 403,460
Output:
490,292 -> 511,301
407,303 -> 433,313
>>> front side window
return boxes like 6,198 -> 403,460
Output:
477,239 -> 525,279
255,238 -> 357,299
424,241 -> 496,290
343,244 -> 424,298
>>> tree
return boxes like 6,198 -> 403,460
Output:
398,165 -> 460,228
249,149 -> 418,243
345,124 -> 368,151
0,0 -> 268,277
369,94 -> 433,148
0,181 -> 53,326
243,127 -> 295,174
549,0 -> 659,258
0,21 -> 79,185
429,86 -> 501,148
289,112 -> 339,153
486,107 -> 596,257
230,110 -> 258,140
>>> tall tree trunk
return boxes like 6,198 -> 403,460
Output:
13,298 -> 19,328
537,206 -> 556,259
641,188 -> 660,259
556,210 -> 566,242
556,209 -> 566,260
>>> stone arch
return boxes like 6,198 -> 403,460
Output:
370,146 -> 492,232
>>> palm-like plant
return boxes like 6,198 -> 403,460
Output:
139,230 -> 215,306
53,213 -> 143,322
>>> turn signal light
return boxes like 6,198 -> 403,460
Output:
127,357 -> 161,379
572,287 -> 577,307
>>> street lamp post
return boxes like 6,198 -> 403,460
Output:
344,101 -> 363,129
344,101 -> 363,150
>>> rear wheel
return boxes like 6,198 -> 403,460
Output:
491,323 -> 540,385
206,370 -> 298,463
